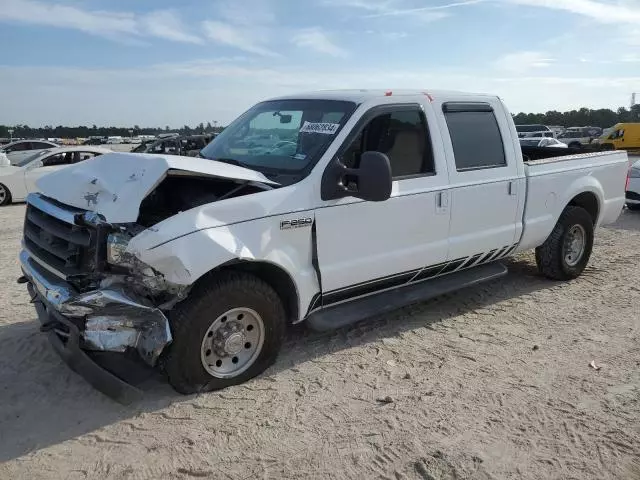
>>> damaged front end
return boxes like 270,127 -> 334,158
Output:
19,193 -> 189,403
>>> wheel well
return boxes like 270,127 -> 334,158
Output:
568,192 -> 599,225
196,261 -> 300,324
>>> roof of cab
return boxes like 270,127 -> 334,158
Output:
267,89 -> 497,103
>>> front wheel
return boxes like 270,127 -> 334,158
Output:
164,271 -> 286,394
535,206 -> 594,280
0,183 -> 11,206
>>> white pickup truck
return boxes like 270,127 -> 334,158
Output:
18,90 -> 628,403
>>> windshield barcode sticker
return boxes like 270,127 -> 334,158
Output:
300,121 -> 340,135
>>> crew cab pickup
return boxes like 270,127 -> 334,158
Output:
17,90 -> 628,403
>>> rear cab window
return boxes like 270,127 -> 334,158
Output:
443,102 -> 506,171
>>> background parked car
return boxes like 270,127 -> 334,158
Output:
515,124 -> 553,138
598,123 -> 640,151
137,134 -> 214,157
523,131 -> 555,138
0,146 -> 111,206
557,127 -> 596,149
626,159 -> 640,211
520,137 -> 568,148
0,140 -> 59,165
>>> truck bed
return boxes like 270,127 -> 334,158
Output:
517,149 -> 628,252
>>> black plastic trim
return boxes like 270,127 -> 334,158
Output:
442,102 -> 494,113
27,282 -> 143,405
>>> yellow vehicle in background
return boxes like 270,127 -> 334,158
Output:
599,123 -> 640,151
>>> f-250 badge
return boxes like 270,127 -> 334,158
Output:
280,218 -> 312,230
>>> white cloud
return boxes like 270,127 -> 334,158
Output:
505,0 -> 640,24
140,10 -> 203,44
493,51 -> 556,72
326,0 -> 481,23
1,60 -> 638,125
202,21 -> 277,57
0,0 -> 137,38
215,0 -> 276,26
291,28 -> 348,57
363,0 -> 485,18
0,0 -> 202,44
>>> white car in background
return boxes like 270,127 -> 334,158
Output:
0,146 -> 111,206
0,140 -> 59,165
557,128 -> 595,149
520,137 -> 568,148
515,124 -> 553,138
626,159 -> 640,211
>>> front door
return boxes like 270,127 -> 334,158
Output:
315,104 -> 451,307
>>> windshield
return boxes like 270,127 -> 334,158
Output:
199,99 -> 357,177
14,149 -> 51,167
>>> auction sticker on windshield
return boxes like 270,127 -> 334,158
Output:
299,121 -> 340,135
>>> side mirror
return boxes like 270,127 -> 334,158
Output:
321,151 -> 392,202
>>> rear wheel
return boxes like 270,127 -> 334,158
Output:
535,206 -> 594,280
164,271 -> 286,394
0,183 -> 11,206
627,203 -> 640,211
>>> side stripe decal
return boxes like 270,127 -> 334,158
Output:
314,243 -> 518,311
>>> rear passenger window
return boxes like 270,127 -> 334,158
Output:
443,103 -> 506,171
340,107 -> 435,178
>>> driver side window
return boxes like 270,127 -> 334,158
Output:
340,107 -> 435,179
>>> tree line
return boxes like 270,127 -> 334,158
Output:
512,105 -> 640,128
0,122 -> 223,139
2,105 -> 639,139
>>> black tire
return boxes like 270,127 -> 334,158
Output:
164,271 -> 286,394
627,203 -> 640,211
535,206 -> 594,280
568,142 -> 582,150
0,183 -> 11,206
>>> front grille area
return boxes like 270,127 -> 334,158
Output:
24,199 -> 94,277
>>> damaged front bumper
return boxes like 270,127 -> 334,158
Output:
19,249 -> 173,403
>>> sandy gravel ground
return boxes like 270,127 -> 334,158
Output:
0,204 -> 638,480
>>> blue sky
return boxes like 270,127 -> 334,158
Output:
0,0 -> 638,127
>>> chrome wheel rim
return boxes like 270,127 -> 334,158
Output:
563,224 -> 586,267
0,185 -> 6,203
200,307 -> 265,378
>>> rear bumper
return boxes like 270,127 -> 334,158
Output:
625,190 -> 640,204
19,249 -> 173,404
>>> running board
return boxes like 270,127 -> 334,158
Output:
306,262 -> 508,332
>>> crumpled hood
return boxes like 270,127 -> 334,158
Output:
36,152 -> 276,223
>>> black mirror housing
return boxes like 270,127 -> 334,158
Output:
321,151 -> 392,202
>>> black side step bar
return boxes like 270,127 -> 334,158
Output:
307,262 -> 508,332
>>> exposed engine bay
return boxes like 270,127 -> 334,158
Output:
137,174 -> 271,227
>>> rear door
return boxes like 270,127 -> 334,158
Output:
314,101 -> 451,308
436,99 -> 524,264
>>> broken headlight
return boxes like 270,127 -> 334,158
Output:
106,232 -> 132,267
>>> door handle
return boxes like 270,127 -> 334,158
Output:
436,191 -> 449,209
508,181 -> 517,196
